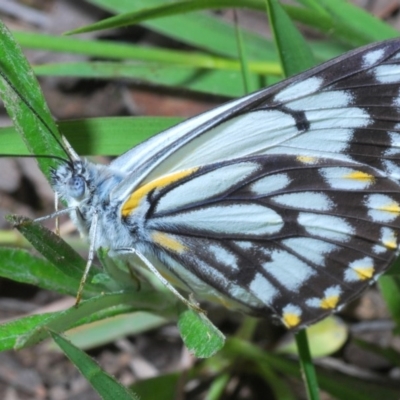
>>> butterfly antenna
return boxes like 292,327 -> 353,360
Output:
0,69 -> 73,164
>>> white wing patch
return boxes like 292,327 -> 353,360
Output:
249,273 -> 279,306
282,237 -> 337,265
285,90 -> 353,111
372,64 -> 400,83
298,213 -> 354,242
155,161 -> 259,213
274,76 -> 323,102
151,204 -> 284,236
260,249 -> 315,291
250,173 -> 291,195
362,48 -> 385,67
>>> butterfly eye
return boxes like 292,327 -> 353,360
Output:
68,176 -> 85,199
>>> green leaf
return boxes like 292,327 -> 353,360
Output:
50,330 -> 139,400
178,309 -> 225,358
6,215 -> 102,296
266,0 -> 315,77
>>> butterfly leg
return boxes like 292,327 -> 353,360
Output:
75,209 -> 99,305
115,247 -> 206,314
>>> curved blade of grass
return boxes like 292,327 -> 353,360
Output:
266,0 -> 315,77
318,0 -> 399,43
50,330 -> 139,400
0,21 -> 67,180
66,0 -> 266,35
13,30 -> 274,74
87,0 -> 276,61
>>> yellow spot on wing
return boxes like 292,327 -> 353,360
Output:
344,170 -> 374,183
152,231 -> 186,253
378,202 -> 400,215
297,155 -> 317,164
283,312 -> 301,328
353,266 -> 374,280
121,167 -> 198,216
320,295 -> 339,309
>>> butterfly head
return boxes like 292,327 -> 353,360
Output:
51,159 -> 94,205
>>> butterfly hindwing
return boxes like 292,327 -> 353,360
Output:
121,154 -> 400,329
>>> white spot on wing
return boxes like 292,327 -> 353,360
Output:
372,64 -> 400,83
249,273 -> 278,305
286,90 -> 353,111
384,130 -> 400,156
382,159 -> 400,180
274,77 -> 323,103
307,107 -> 370,130
151,204 -> 284,235
250,173 -> 291,196
208,244 -> 239,270
282,237 -> 336,265
261,250 -> 314,291
283,128 -> 353,154
298,213 -> 354,242
272,192 -> 333,211
363,48 -> 385,67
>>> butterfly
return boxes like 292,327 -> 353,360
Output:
7,38 -> 400,331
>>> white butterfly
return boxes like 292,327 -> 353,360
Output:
15,39 -> 400,330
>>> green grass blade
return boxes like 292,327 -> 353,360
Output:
50,330 -> 139,400
266,0 -> 315,77
318,0 -> 399,43
0,21 -> 66,179
295,330 -> 320,400
32,62 -> 271,97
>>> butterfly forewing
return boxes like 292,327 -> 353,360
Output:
112,39 -> 400,200
121,154 -> 400,329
